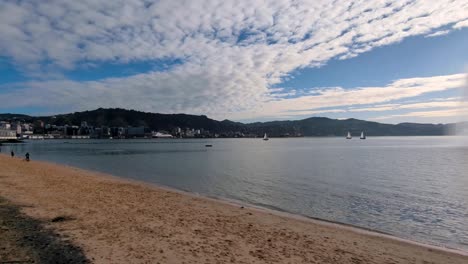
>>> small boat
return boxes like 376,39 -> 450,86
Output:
263,133 -> 269,141
346,131 -> 352,139
205,144 -> 213,147
360,131 -> 366,140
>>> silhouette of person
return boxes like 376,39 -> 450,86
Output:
11,151 -> 14,157
25,152 -> 30,162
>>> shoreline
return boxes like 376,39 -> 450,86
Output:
4,154 -> 462,253
4,154 -> 465,255
1,154 -> 467,263
137,183 -> 468,256
1,135 -> 463,144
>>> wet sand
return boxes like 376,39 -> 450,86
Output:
0,154 -> 467,263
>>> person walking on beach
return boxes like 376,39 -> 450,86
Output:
11,151 -> 14,157
25,152 -> 30,162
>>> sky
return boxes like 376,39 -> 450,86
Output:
0,0 -> 467,124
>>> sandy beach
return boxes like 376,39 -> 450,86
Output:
1,154 -> 467,264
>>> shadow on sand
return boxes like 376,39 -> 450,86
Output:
0,197 -> 89,264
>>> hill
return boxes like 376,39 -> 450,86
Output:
0,108 -> 455,137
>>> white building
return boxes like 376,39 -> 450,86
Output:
152,131 -> 173,138
0,129 -> 17,140
16,123 -> 22,134
0,122 -> 11,130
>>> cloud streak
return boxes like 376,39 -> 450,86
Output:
230,73 -> 465,119
425,30 -> 451,38
1,72 -> 465,122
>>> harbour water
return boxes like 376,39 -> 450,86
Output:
2,137 -> 468,251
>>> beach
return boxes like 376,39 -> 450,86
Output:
1,154 -> 467,264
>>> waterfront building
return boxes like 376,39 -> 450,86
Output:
0,129 -> 17,140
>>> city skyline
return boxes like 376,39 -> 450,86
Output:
0,1 -> 467,124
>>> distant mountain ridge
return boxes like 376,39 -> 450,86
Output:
0,108 -> 457,137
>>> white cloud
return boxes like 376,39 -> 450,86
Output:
348,100 -> 462,112
0,1 -> 467,120
371,107 -> 468,122
453,19 -> 468,29
425,30 -> 451,38
227,73 -> 465,120
3,73 -> 464,122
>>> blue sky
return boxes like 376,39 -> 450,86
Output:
0,1 -> 467,123
0,57 -> 25,85
278,28 -> 468,90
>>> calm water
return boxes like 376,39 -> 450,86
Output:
2,137 -> 468,251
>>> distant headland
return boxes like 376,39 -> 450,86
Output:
0,108 -> 462,139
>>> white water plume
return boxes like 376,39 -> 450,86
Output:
452,72 -> 468,141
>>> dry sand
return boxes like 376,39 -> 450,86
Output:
0,154 -> 467,264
